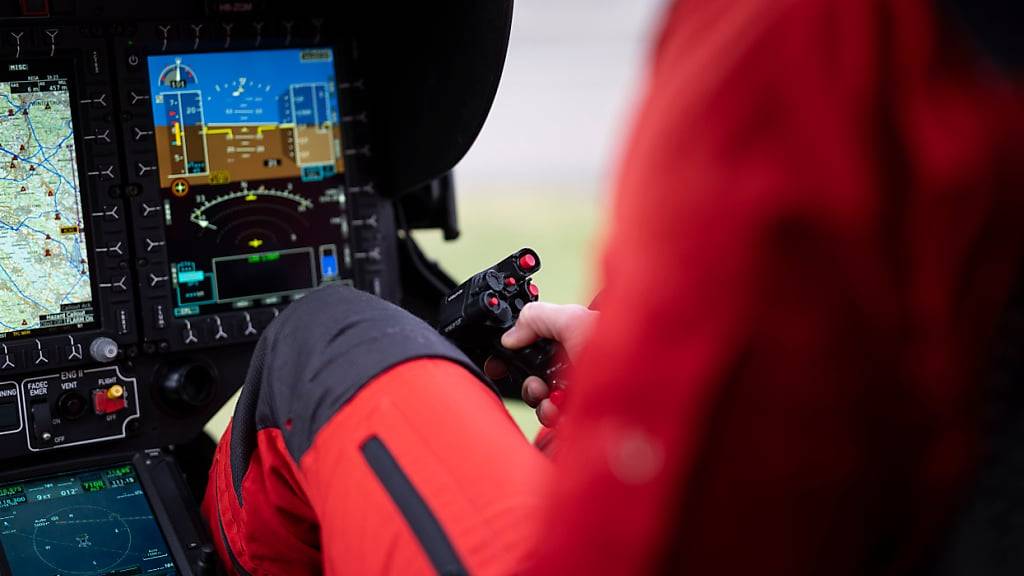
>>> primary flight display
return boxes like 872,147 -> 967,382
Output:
148,48 -> 344,188
147,48 -> 350,319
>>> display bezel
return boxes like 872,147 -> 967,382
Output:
0,459 -> 180,575
141,46 -> 351,319
0,58 -> 102,341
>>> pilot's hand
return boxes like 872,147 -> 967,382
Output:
483,302 -> 597,427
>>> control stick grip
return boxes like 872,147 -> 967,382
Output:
493,337 -> 570,390
438,248 -> 571,394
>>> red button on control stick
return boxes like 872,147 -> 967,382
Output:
549,389 -> 566,408
528,283 -> 540,298
504,277 -> 517,286
487,296 -> 500,307
518,253 -> 537,270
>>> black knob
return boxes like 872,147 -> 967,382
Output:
194,543 -> 219,575
161,363 -> 216,411
57,391 -> 88,421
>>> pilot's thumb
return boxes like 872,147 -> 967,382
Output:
501,302 -> 588,352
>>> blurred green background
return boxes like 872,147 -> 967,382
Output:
412,190 -> 601,307
412,191 -> 601,439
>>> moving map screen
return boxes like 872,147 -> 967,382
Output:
147,49 -> 349,318
148,48 -> 344,187
0,464 -> 178,575
0,61 -> 96,339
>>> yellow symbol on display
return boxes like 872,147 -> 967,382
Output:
171,178 -> 190,197
209,170 -> 230,184
248,238 -> 264,249
244,193 -> 257,201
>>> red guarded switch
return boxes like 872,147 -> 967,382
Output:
93,387 -> 127,415
518,253 -> 537,271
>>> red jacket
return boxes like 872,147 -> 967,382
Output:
532,0 -> 1024,574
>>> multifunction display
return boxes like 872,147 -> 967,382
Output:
148,48 -> 343,187
146,49 -> 350,318
0,61 -> 96,339
0,464 -> 178,575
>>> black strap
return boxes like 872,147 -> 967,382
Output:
362,436 -> 468,576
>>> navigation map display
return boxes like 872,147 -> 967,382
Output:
147,49 -> 349,319
0,61 -> 97,339
148,48 -> 344,187
0,464 -> 178,575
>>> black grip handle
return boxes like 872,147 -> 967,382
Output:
492,337 -> 570,390
438,248 -> 564,395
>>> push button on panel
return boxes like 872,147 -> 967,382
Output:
85,47 -> 105,76
152,303 -> 168,330
29,340 -> 48,367
114,306 -> 131,335
138,199 -> 161,219
82,127 -> 112,145
0,400 -> 18,432
131,125 -> 155,143
99,275 -> 128,293
180,319 -> 202,345
239,311 -> 259,338
0,383 -> 19,433
80,91 -> 108,110
126,51 -> 142,72
209,316 -> 229,341
0,345 -> 19,371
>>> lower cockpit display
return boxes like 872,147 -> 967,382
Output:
0,464 -> 178,575
0,61 -> 97,339
147,48 -> 349,318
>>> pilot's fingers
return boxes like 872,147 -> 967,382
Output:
500,302 -> 596,358
521,375 -> 549,408
536,398 -> 560,428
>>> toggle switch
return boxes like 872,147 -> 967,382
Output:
30,402 -> 53,443
93,385 -> 127,415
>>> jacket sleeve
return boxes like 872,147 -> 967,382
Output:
203,284 -> 547,575
530,0 -> 1024,574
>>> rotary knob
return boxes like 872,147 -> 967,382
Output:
89,337 -> 119,362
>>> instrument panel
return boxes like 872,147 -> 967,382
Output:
149,48 -> 350,320
0,16 -> 401,468
0,0 -> 513,571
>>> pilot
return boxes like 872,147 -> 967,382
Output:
202,285 -> 552,574
204,0 -> 1024,574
